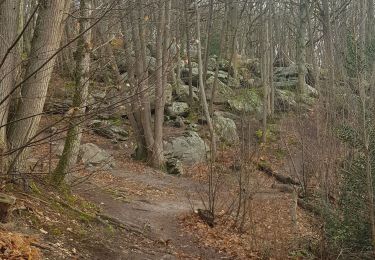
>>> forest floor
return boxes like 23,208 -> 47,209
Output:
0,110 -> 321,259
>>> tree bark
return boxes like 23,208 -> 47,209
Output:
184,0 -> 194,106
52,0 -> 92,185
0,0 -> 21,159
152,1 -> 166,168
195,0 -> 216,159
297,0 -> 307,95
7,0 -> 71,174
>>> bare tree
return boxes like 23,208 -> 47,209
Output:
0,0 -> 21,165
53,0 -> 93,185
7,0 -> 72,174
195,0 -> 216,159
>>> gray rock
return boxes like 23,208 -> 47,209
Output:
175,84 -> 198,102
186,123 -> 199,131
164,131 -> 208,165
205,76 -> 234,104
166,158 -> 184,175
227,76 -> 240,89
173,116 -> 185,128
89,120 -> 128,141
207,57 -> 217,71
213,112 -> 239,144
227,89 -> 262,114
80,143 -> 115,169
240,58 -> 261,77
275,89 -> 297,112
181,67 -> 199,86
166,102 -> 190,117
44,99 -> 72,114
165,83 -> 173,106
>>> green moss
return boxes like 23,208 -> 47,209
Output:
109,117 -> 123,126
228,88 -> 262,114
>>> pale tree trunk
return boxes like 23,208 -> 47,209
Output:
227,0 -> 240,82
0,0 -> 21,160
261,10 -> 269,143
23,0 -> 38,57
7,0 -> 71,174
52,0 -> 92,185
118,2 -> 147,161
297,0 -> 307,95
367,0 -> 374,46
184,0 -> 194,106
152,1 -> 166,168
307,1 -> 321,143
209,2 -> 227,115
268,0 -> 275,116
17,0 -> 24,58
195,1 -> 216,159
321,0 -> 335,110
130,0 -> 154,159
203,0 -> 214,84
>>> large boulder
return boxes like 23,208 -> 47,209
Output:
164,131 -> 208,165
213,112 -> 239,144
275,89 -> 316,112
80,143 -> 115,169
166,102 -> 190,117
166,158 -> 184,175
275,89 -> 297,112
174,84 -> 199,102
239,58 -> 261,78
228,89 -> 262,114
180,67 -> 215,86
205,76 -> 234,104
207,57 -> 217,71
273,64 -> 317,93
165,83 -> 173,106
89,120 -> 128,141
181,67 -> 199,86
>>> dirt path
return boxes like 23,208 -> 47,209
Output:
74,168 -> 228,259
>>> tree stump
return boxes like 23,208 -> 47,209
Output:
0,193 -> 16,223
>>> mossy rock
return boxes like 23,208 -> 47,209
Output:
227,88 -> 262,114
205,76 -> 234,105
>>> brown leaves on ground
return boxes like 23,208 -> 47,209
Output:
0,231 -> 41,260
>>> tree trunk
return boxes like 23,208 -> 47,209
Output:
0,0 -> 21,164
152,1 -> 166,168
7,0 -> 71,174
321,0 -> 335,109
261,9 -> 269,143
184,0 -> 194,106
268,0 -> 275,116
130,0 -> 154,159
195,0 -> 216,159
52,0 -> 92,185
203,0 -> 214,84
209,2 -> 227,115
296,0 -> 307,95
